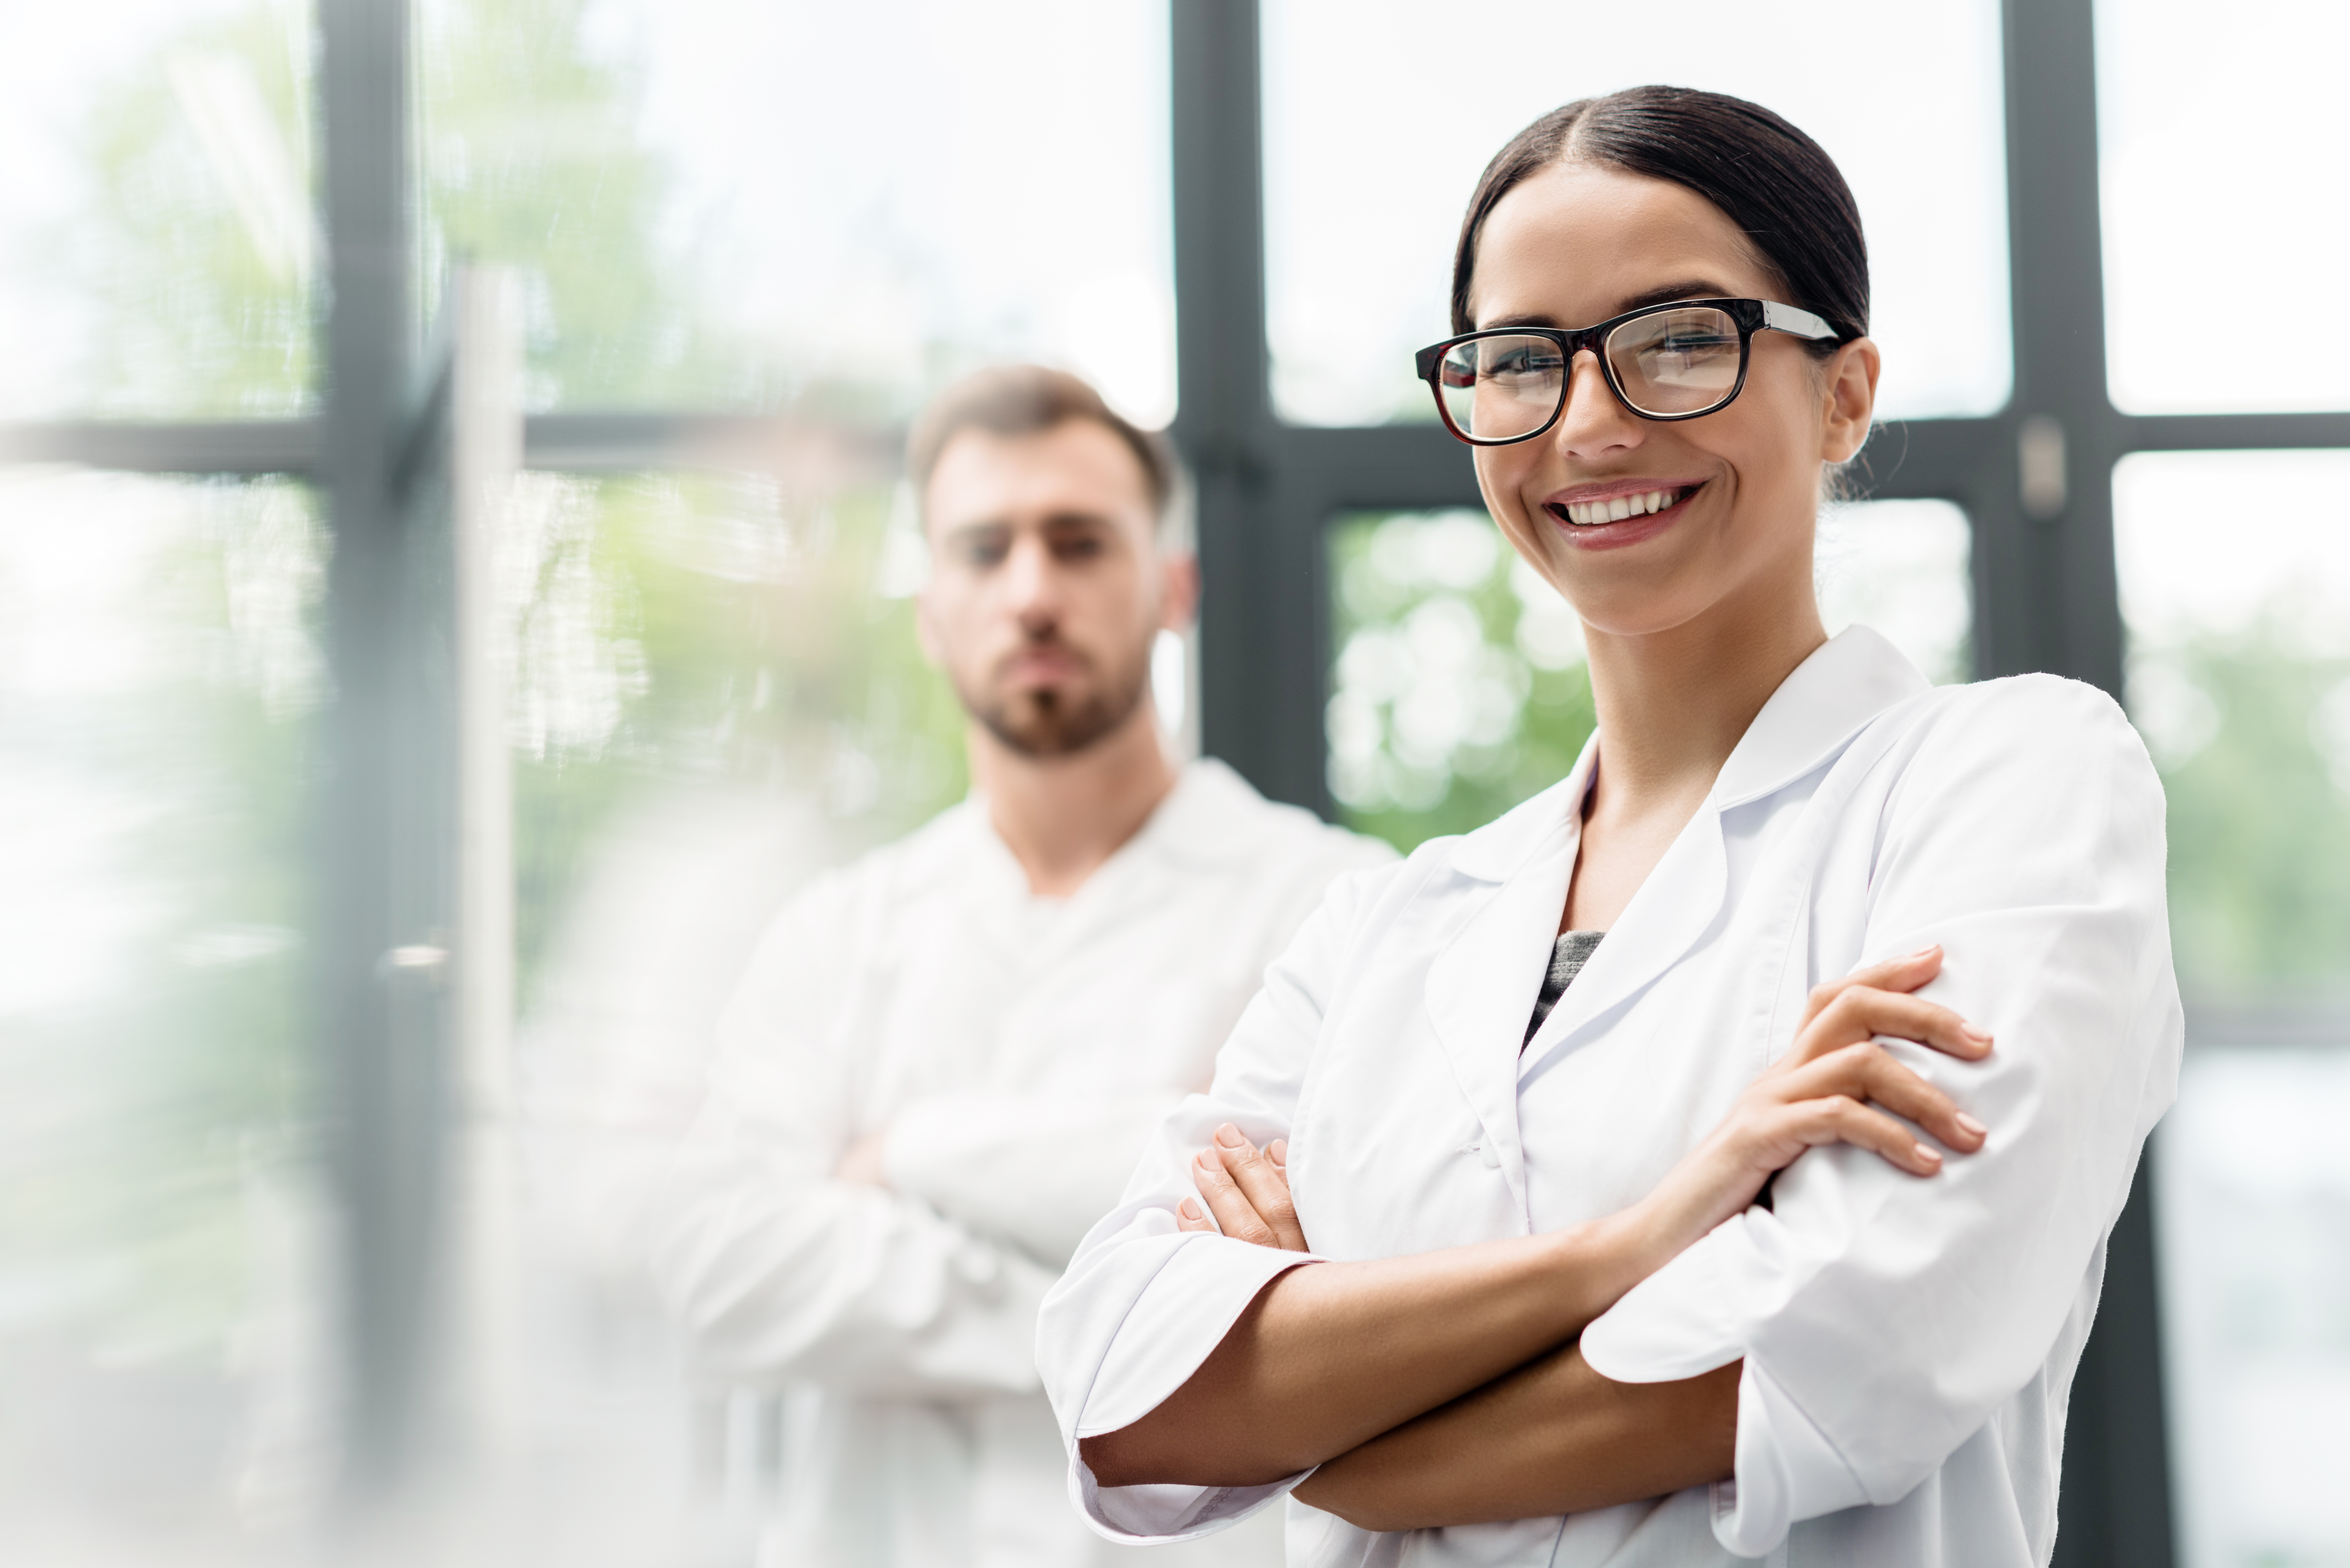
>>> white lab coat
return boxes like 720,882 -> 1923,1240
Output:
1039,628 -> 2183,1568
653,758 -> 1394,1568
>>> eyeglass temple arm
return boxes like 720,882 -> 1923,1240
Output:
1760,301 -> 1839,341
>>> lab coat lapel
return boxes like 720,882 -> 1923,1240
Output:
1422,756 -> 1592,1214
1520,627 -> 1932,1072
1520,789 -> 1729,1073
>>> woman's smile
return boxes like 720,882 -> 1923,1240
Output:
1543,478 -> 1708,550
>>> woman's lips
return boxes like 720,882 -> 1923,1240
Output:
1542,482 -> 1702,549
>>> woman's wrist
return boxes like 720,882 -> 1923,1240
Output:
1550,1205 -> 1680,1328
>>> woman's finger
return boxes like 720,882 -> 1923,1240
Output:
1798,946 -> 1942,1031
1773,1042 -> 1989,1156
1787,983 -> 1991,1071
1848,1045 -> 1989,1154
1190,1147 -> 1282,1247
1209,1125 -> 1310,1251
1820,986 -> 1992,1061
1175,1195 -> 1215,1233
1773,1094 -> 1946,1177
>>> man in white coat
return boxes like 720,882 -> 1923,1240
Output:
651,366 -> 1392,1568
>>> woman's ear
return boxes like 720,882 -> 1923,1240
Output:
1819,336 -> 1881,464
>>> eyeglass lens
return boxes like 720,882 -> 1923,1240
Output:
1435,306 -> 1747,440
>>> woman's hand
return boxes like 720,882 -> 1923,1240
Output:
1176,1125 -> 1308,1250
1625,943 -> 1991,1268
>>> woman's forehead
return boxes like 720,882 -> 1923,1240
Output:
1469,161 -> 1776,328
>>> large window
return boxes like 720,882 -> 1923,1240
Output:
418,0 -> 1174,423
0,0 -> 1169,1555
1261,0 -> 2012,427
0,0 -> 316,419
0,471 -> 321,1555
2096,0 -> 2350,415
2115,451 -> 2350,1568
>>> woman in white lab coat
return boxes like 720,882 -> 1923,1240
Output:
1036,86 -> 2180,1568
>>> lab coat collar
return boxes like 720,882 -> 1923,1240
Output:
1446,738 -> 1599,885
1708,625 -> 1930,809
1127,757 -> 1295,870
951,755 -> 1283,917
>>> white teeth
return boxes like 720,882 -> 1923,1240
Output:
1563,487 -> 1680,525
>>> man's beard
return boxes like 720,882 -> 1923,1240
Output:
959,636 -> 1152,758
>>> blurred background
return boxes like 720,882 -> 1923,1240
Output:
0,1 -> 2344,1565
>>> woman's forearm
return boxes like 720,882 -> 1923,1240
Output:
1293,1347 -> 1740,1531
1077,1214 -> 1656,1489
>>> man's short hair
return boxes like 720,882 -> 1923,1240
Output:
907,365 -> 1175,522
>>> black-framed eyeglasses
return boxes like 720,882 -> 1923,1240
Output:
1413,298 -> 1842,446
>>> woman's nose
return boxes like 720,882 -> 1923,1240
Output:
1551,348 -> 1643,461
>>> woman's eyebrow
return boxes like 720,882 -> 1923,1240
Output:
1478,280 -> 1738,332
1616,279 -> 1737,313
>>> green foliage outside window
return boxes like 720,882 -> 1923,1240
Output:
1326,511 -> 1596,853
2137,633 -> 2350,1000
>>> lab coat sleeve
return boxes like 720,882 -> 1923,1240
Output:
1579,676 -> 2185,1556
883,1088 -> 1188,1268
1036,865 -> 1393,1544
649,877 -> 1060,1398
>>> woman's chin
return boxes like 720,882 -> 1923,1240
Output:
1543,561 -> 1726,643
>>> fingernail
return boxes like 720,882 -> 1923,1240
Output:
1915,1142 -> 1942,1162
1214,1124 -> 1248,1149
1268,1139 -> 1288,1164
1911,943 -> 1941,958
1194,1149 -> 1216,1170
1962,1026 -> 1993,1047
1178,1198 -> 1203,1221
1956,1112 -> 1988,1137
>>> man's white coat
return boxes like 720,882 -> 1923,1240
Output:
654,759 -> 1392,1568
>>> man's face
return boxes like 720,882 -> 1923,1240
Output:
917,419 -> 1193,758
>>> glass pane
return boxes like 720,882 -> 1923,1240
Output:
0,0 -> 316,419
2159,1045 -> 2350,1568
2098,0 -> 2350,414
2117,451 -> 2350,1568
2115,451 -> 2350,996
1817,499 -> 1975,685
418,0 -> 1174,424
1326,501 -> 1971,852
485,464 -> 970,1559
1327,510 -> 1594,851
1263,0 -> 2011,428
0,469 -> 323,1555
503,469 -> 969,990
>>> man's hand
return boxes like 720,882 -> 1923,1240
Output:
835,1129 -> 891,1187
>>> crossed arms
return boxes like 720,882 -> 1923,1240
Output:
1079,949 -> 1993,1531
